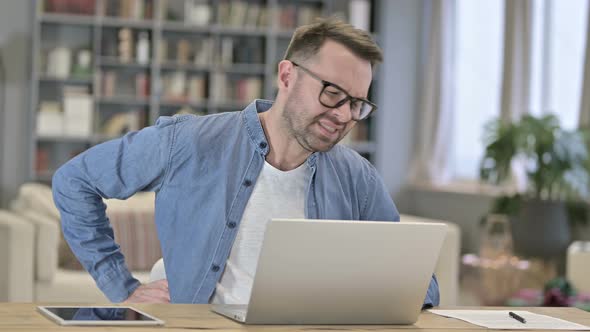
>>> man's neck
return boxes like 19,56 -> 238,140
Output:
258,108 -> 312,171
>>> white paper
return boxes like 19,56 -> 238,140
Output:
429,310 -> 590,330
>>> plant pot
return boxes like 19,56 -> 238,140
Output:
511,199 -> 571,259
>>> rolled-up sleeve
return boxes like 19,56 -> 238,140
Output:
52,116 -> 179,302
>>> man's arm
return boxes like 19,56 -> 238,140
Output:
360,164 -> 440,308
423,274 -> 440,309
52,116 -> 179,302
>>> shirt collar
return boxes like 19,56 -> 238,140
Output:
242,99 -> 318,167
242,99 -> 272,156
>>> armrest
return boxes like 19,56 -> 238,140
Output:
0,210 -> 35,301
567,241 -> 590,293
400,214 -> 461,306
18,210 -> 60,282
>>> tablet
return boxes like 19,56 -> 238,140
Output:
37,306 -> 165,326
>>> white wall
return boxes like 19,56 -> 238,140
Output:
374,0 -> 424,204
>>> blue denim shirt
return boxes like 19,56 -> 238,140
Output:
52,100 -> 439,306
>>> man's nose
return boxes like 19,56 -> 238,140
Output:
331,101 -> 353,123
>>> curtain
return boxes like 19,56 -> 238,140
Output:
498,0 -> 537,192
578,4 -> 590,128
500,0 -> 535,123
409,0 -> 455,184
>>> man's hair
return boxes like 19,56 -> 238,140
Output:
284,17 -> 383,68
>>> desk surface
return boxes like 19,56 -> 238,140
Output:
1,303 -> 589,332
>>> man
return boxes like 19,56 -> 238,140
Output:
53,18 -> 440,307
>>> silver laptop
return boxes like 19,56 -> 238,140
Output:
211,218 -> 447,325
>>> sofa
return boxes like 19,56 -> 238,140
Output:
0,183 -> 462,305
0,183 -> 154,302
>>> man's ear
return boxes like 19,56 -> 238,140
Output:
277,60 -> 295,90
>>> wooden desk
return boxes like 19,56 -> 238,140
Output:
1,304 -> 589,332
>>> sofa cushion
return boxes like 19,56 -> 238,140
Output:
58,192 -> 162,271
11,182 -> 60,220
400,214 -> 461,306
105,192 -> 162,271
19,210 -> 60,282
10,182 -> 81,271
0,210 -> 35,301
108,209 -> 162,270
12,183 -> 161,272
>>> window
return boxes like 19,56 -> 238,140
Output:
544,0 -> 589,129
451,0 -> 504,180
450,0 -> 589,181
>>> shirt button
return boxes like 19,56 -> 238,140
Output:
228,222 -> 236,229
212,265 -> 220,272
243,179 -> 252,187
259,142 -> 267,149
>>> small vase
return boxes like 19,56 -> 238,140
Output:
480,214 -> 514,259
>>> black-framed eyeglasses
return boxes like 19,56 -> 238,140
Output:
290,61 -> 377,121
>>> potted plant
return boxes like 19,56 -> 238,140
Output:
479,114 -> 590,259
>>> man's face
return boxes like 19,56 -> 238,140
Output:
281,40 -> 373,153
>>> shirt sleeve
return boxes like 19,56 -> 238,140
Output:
359,164 -> 400,222
51,116 -> 180,302
423,274 -> 440,309
360,164 -> 441,308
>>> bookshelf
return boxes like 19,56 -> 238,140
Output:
30,0 -> 378,182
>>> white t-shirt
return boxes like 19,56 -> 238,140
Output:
210,160 -> 311,304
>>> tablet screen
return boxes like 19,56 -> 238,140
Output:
43,307 -> 157,322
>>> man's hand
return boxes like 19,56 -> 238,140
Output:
124,279 -> 170,303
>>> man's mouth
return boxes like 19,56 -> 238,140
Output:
317,119 -> 342,140
319,122 -> 337,133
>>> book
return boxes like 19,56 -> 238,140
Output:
219,38 -> 234,66
131,0 -> 144,20
119,0 -> 131,18
63,86 -> 93,137
217,0 -> 231,26
234,38 -> 263,64
35,148 -> 50,173
193,38 -> 213,66
352,121 -> 369,141
298,6 -> 320,26
45,0 -> 95,15
245,4 -> 260,27
163,71 -> 187,101
228,0 -> 248,27
37,101 -> 63,137
135,73 -> 150,98
177,39 -> 191,64
101,70 -> 117,97
188,76 -> 206,102
245,78 -> 262,101
279,5 -> 297,30
159,39 -> 168,62
118,28 -> 134,63
257,7 -> 268,27
234,77 -> 261,102
210,72 -> 228,102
